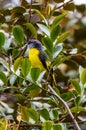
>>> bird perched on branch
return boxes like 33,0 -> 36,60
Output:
28,39 -> 56,84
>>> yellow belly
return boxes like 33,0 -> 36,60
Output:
29,48 -> 45,71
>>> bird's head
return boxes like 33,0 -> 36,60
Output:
28,39 -> 42,50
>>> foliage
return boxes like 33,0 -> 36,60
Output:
0,0 -> 86,130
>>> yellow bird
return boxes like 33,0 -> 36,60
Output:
28,39 -> 56,85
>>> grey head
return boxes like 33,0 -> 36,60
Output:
28,39 -> 42,50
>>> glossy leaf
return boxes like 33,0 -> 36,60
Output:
42,37 -> 53,54
12,25 -> 24,45
0,72 -> 7,85
24,23 -> 37,39
14,57 -> 23,71
0,32 -> 5,49
37,23 -> 50,36
57,31 -> 70,43
71,106 -> 85,113
31,68 -> 41,82
52,13 -> 66,27
42,121 -> 53,130
50,25 -> 61,41
80,68 -> 86,85
40,109 -> 50,120
0,57 -> 9,71
51,109 -> 59,120
27,108 -> 39,122
21,58 -> 31,77
53,45 -> 63,59
21,106 -> 29,123
71,80 -> 81,94
53,123 -> 67,130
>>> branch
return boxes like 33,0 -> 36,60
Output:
56,0 -> 73,10
48,85 -> 81,130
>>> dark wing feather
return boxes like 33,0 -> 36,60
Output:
39,51 -> 48,70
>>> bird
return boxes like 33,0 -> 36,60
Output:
28,39 -> 49,71
28,39 -> 56,85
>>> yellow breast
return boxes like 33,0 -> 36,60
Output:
29,48 -> 45,71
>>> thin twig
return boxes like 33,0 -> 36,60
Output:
48,84 -> 81,130
56,0 -> 73,10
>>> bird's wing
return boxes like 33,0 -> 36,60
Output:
39,51 -> 48,70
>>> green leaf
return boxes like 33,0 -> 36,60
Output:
21,58 -> 31,77
34,9 -> 47,25
9,74 -> 17,86
31,68 -> 41,82
37,23 -> 50,36
61,92 -> 73,101
71,80 -> 81,95
40,109 -> 50,120
0,57 -> 9,71
42,37 -> 53,54
53,45 -> 63,59
24,23 -> 37,39
0,119 -> 6,130
12,25 -> 24,45
53,123 -> 67,130
51,109 -> 59,120
21,106 -> 29,123
42,121 -> 53,130
0,32 -> 5,49
12,49 -> 19,58
3,38 -> 12,52
52,13 -> 66,27
63,3 -> 75,11
50,25 -> 61,41
71,106 -> 85,113
14,57 -> 23,71
57,31 -> 70,43
0,72 -> 7,85
27,108 -> 39,122
80,68 -> 86,85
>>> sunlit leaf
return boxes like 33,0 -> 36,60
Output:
52,13 -> 66,27
0,57 -> 9,71
57,31 -> 70,43
12,25 -> 24,45
53,45 -> 63,59
37,23 -> 50,36
31,68 -> 41,82
0,119 -> 6,130
0,72 -> 7,85
71,80 -> 81,94
0,32 -> 5,49
21,106 -> 29,123
71,106 -> 85,113
42,121 -> 53,130
14,57 -> 23,71
24,23 -> 37,39
80,68 -> 86,85
21,58 -> 31,77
